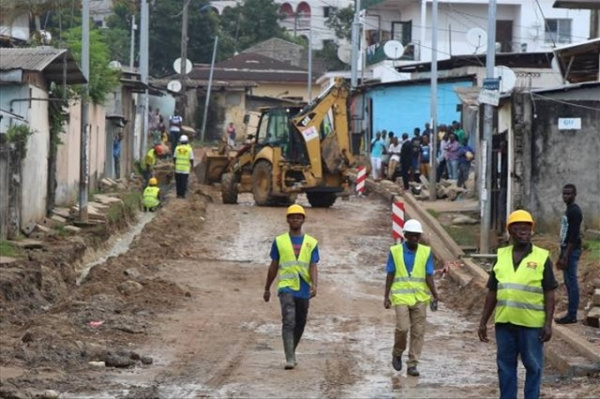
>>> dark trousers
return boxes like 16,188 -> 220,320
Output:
561,247 -> 582,319
457,161 -> 471,188
436,159 -> 447,182
114,156 -> 120,179
175,172 -> 189,198
279,292 -> 310,349
401,162 -> 411,190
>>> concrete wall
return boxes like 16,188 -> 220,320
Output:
250,82 -> 319,102
524,88 -> 600,231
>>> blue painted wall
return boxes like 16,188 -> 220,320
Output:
366,80 -> 473,136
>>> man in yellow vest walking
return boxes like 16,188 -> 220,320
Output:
173,134 -> 193,198
263,205 -> 319,370
478,210 -> 557,399
142,177 -> 161,212
384,219 -> 439,377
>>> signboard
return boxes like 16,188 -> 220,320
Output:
483,78 -> 500,91
301,126 -> 319,143
558,118 -> 581,130
478,89 -> 500,106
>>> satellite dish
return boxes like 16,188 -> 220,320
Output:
337,44 -> 351,65
383,40 -> 405,60
167,80 -> 182,93
494,66 -> 517,92
108,60 -> 122,70
173,58 -> 193,75
466,28 -> 487,54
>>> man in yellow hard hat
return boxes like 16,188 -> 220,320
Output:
384,219 -> 439,377
478,209 -> 557,399
142,177 -> 161,212
263,204 -> 319,370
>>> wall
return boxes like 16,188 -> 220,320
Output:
523,88 -> 600,230
366,79 -> 474,135
251,82 -> 319,102
0,140 -> 9,239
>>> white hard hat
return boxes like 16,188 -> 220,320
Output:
403,219 -> 423,234
179,134 -> 189,143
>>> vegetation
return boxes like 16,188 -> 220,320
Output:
6,124 -> 35,159
0,240 -> 24,259
583,240 -> 600,261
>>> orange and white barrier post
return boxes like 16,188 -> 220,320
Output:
356,166 -> 366,195
392,200 -> 405,243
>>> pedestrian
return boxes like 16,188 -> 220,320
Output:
173,134 -> 193,198
384,219 -> 439,377
226,122 -> 237,147
382,131 -> 393,176
370,131 -> 386,180
169,109 -> 183,153
263,204 -> 319,370
444,133 -> 460,180
400,133 -> 412,190
555,183 -> 583,324
113,131 -> 122,179
452,121 -> 466,145
456,143 -> 475,188
142,177 -> 161,212
478,210 -> 556,399
423,122 -> 432,138
140,144 -> 160,187
411,132 -> 422,182
436,125 -> 449,182
419,134 -> 431,180
387,136 -> 402,181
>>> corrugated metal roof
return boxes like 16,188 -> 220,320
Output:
0,46 -> 86,84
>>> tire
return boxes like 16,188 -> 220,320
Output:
221,173 -> 238,204
307,192 -> 337,208
252,161 -> 274,206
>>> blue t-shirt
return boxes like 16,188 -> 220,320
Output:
386,242 -> 434,275
270,234 -> 320,299
371,138 -> 386,158
420,144 -> 430,163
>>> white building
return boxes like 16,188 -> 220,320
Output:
362,0 -> 591,81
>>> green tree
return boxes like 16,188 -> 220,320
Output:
104,0 -> 138,65
325,5 -> 354,41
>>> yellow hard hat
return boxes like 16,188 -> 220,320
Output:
507,209 -> 535,229
149,177 -> 158,186
286,204 -> 306,217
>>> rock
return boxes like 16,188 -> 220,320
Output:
52,207 -> 71,219
124,268 -> 141,280
0,256 -> 17,265
50,215 -> 67,224
585,307 -> 600,328
88,361 -> 106,368
64,225 -> 81,233
34,224 -> 52,234
41,389 -> 60,399
129,351 -> 141,360
21,332 -> 34,343
140,356 -> 153,365
592,289 -> 600,307
83,342 -> 108,360
118,280 -> 143,296
21,221 -> 37,236
104,355 -> 135,368
452,215 -> 479,225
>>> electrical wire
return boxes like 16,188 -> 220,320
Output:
530,92 -> 600,111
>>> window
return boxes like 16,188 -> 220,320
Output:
323,6 -> 336,18
545,19 -> 571,44
391,21 -> 412,46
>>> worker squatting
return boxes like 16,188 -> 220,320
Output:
265,205 -> 557,399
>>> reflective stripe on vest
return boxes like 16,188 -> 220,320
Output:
275,233 -> 317,292
142,186 -> 160,208
390,244 -> 432,306
174,144 -> 192,173
494,245 -> 548,328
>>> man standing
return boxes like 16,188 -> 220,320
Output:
555,184 -> 583,324
173,135 -> 193,198
479,210 -> 556,399
264,205 -> 319,370
169,110 -> 183,152
387,136 -> 403,181
370,131 -> 386,180
400,133 -> 413,190
384,219 -> 439,377
226,122 -> 237,147
456,143 -> 475,189
113,131 -> 122,179
419,134 -> 431,180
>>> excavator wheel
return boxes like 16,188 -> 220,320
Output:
252,161 -> 275,206
221,173 -> 238,204
307,192 -> 337,208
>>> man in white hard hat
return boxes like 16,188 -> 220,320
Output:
384,219 -> 439,377
173,134 -> 193,198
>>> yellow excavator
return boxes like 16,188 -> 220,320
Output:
197,77 -> 354,208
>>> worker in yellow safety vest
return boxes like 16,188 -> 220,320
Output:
384,219 -> 439,377
479,210 -> 557,399
142,177 -> 161,212
263,204 -> 319,370
173,134 -> 193,198
140,145 -> 162,186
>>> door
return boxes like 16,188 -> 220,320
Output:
496,21 -> 513,53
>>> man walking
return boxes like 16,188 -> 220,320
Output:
173,135 -> 193,198
479,210 -> 556,399
264,205 -> 319,370
384,219 -> 439,377
555,184 -> 583,324
370,131 -> 386,180
169,109 -> 183,152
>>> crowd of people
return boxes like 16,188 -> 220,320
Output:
369,121 -> 475,191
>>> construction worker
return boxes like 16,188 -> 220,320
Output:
140,145 -> 161,187
263,204 -> 319,370
479,210 -> 557,399
384,219 -> 439,377
173,134 -> 193,198
142,177 -> 161,212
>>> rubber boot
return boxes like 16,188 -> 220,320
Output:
283,332 -> 296,370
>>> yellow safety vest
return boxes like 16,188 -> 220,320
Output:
174,144 -> 192,173
275,233 -> 317,292
142,186 -> 160,208
141,149 -> 156,171
390,244 -> 432,306
494,245 -> 548,328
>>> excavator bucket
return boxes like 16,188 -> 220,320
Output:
195,145 -> 239,185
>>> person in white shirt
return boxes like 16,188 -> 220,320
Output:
387,136 -> 403,180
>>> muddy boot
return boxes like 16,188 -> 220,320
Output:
283,332 -> 296,370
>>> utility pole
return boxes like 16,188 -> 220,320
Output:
180,0 -> 191,111
201,35 -> 219,143
139,0 -> 149,161
79,0 -> 90,222
350,0 -> 361,90
429,0 -> 438,201
129,15 -> 136,69
480,0 -> 497,254
307,27 -> 313,101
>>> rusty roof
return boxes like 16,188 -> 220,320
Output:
0,47 -> 86,84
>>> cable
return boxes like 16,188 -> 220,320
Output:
530,92 -> 600,111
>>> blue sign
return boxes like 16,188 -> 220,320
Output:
483,78 -> 500,91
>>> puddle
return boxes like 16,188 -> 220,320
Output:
76,211 -> 157,285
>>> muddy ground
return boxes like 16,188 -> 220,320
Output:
1,173 -> 599,398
